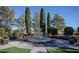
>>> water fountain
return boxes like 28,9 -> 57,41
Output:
28,28 -> 51,43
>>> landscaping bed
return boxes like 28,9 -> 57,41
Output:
0,47 -> 31,53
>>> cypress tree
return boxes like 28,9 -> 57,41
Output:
25,7 -> 31,35
40,8 -> 46,34
47,12 -> 51,34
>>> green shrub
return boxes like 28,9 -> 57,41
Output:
69,39 -> 75,45
1,39 -> 9,45
0,29 -> 5,36
48,27 -> 58,35
64,27 -> 74,35
0,36 -> 9,45
57,25 -> 65,30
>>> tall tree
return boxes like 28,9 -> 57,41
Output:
17,15 -> 25,30
34,12 -> 40,32
25,7 -> 31,35
0,6 -> 15,34
47,12 -> 51,34
40,8 -> 46,34
0,7 -> 15,22
53,14 -> 65,30
17,15 -> 25,35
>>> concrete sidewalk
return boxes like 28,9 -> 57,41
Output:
31,47 -> 47,53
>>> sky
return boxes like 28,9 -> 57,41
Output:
9,6 -> 79,30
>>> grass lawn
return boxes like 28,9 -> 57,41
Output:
0,47 -> 31,53
47,47 -> 79,53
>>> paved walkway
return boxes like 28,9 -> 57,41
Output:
0,40 -> 79,53
0,41 -> 33,49
31,47 -> 47,53
0,41 -> 47,53
9,41 -> 33,49
0,44 -> 12,49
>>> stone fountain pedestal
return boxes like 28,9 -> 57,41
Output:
27,32 -> 51,43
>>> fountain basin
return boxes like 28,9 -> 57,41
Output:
27,36 -> 52,43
